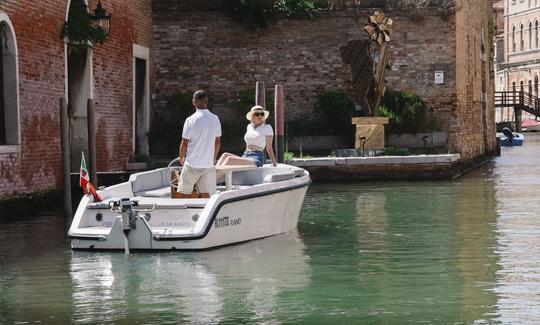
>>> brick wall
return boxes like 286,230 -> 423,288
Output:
0,0 -> 154,198
452,0 -> 497,161
152,2 -> 457,141
153,1 -> 496,163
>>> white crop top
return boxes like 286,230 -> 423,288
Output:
244,123 -> 274,149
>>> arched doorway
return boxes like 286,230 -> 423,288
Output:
65,0 -> 93,171
0,14 -> 20,148
133,45 -> 150,157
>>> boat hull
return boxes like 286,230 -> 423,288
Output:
498,132 -> 524,146
70,180 -> 309,250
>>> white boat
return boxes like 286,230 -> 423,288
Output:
68,162 -> 311,251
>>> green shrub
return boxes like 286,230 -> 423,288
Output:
378,90 -> 438,134
384,146 -> 410,156
313,91 -> 356,137
284,151 -> 294,161
285,91 -> 355,139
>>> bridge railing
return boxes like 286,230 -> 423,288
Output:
494,91 -> 523,107
495,90 -> 540,117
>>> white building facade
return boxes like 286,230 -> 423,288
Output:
496,0 -> 540,122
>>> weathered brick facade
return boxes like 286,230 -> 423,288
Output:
0,0 -> 154,198
451,0 -> 497,160
153,0 -> 496,163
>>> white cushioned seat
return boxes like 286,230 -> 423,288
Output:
135,186 -> 171,198
130,167 -> 175,194
263,171 -> 296,183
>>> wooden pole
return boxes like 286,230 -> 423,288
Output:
60,97 -> 72,228
87,99 -> 97,186
256,81 -> 265,108
515,108 -> 522,133
274,85 -> 285,163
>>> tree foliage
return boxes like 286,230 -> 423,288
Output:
62,3 -> 108,44
223,0 -> 317,29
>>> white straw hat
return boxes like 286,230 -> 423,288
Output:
245,105 -> 270,121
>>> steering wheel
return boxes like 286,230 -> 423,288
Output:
168,158 -> 182,189
168,157 -> 182,167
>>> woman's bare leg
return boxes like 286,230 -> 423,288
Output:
216,152 -> 237,166
223,156 -> 257,166
216,156 -> 256,183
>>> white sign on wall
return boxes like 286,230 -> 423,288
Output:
435,70 -> 444,85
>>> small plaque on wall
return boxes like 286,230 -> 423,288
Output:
435,70 -> 444,85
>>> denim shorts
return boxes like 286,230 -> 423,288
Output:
242,150 -> 265,167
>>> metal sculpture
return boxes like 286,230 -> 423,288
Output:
341,11 -> 393,116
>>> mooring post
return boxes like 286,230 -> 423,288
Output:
274,85 -> 285,163
256,81 -> 265,108
515,108 -> 523,133
87,99 -> 97,186
60,98 -> 72,227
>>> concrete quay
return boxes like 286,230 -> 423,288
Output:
287,154 -> 465,181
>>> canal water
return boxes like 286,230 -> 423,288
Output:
1,135 -> 540,324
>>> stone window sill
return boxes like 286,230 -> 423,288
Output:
0,145 -> 20,154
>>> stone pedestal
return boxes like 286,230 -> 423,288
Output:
352,117 -> 389,153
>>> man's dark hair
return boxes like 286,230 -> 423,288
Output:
193,90 -> 207,101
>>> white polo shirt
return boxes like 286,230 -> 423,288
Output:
244,123 -> 273,149
182,109 -> 222,168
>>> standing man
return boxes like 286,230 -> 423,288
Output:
177,90 -> 221,198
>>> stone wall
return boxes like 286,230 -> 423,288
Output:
451,0 -> 497,161
152,1 -> 457,131
0,0 -> 154,198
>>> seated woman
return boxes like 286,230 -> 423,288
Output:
217,105 -> 277,169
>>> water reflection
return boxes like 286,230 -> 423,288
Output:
68,231 -> 310,324
493,133 -> 540,324
4,136 -> 540,323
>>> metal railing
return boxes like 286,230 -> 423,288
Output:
495,91 -> 540,117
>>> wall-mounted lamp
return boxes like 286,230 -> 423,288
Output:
91,0 -> 112,35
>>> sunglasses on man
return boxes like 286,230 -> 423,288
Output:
253,112 -> 265,117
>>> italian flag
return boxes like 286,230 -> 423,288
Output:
79,151 -> 102,202
80,151 -> 90,189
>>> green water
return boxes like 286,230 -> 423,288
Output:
2,135 -> 540,324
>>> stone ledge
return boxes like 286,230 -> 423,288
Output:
289,154 -> 461,167
287,154 -> 463,181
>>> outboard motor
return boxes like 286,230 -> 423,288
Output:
119,198 -> 138,231
111,198 -> 139,254
502,127 -> 514,145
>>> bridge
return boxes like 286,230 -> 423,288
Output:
495,91 -> 540,131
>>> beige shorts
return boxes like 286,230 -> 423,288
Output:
177,165 -> 216,195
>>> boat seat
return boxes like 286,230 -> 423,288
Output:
231,166 -> 275,185
130,167 -> 174,194
263,171 -> 296,183
135,186 -> 171,198
233,166 -> 302,185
